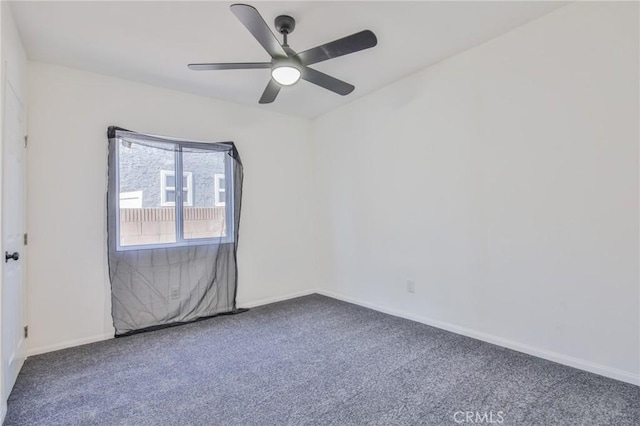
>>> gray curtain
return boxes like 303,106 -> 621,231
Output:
107,127 -> 243,336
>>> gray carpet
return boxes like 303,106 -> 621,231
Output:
5,294 -> 639,425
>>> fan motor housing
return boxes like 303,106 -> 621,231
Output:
275,15 -> 295,35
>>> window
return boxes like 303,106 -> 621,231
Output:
160,170 -> 193,206
116,138 -> 234,250
214,174 -> 226,206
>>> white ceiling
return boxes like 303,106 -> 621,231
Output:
10,1 -> 567,118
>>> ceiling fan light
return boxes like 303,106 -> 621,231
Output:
272,66 -> 301,86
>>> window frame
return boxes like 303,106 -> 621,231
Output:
214,173 -> 226,207
115,140 -> 235,251
160,170 -> 193,207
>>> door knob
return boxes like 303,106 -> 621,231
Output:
5,251 -> 19,263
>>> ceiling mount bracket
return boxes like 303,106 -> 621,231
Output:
275,15 -> 295,35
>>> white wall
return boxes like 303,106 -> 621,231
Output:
312,2 -> 639,384
26,62 -> 318,355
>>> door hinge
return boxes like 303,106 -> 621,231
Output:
24,135 -> 28,148
23,233 -> 28,246
24,326 -> 28,339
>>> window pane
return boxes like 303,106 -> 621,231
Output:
165,174 -> 175,187
182,176 -> 189,187
118,140 -> 176,247
218,178 -> 225,189
182,149 -> 228,240
166,190 -> 175,203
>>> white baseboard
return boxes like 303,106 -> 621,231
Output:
27,332 -> 114,357
23,290 -> 638,387
238,289 -> 317,309
316,289 -> 639,386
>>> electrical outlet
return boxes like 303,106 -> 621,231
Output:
170,287 -> 180,300
406,280 -> 416,293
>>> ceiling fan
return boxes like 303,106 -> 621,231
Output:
188,3 -> 378,104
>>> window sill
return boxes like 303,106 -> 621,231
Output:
116,237 -> 235,252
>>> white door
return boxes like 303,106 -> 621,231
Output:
2,79 -> 26,397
